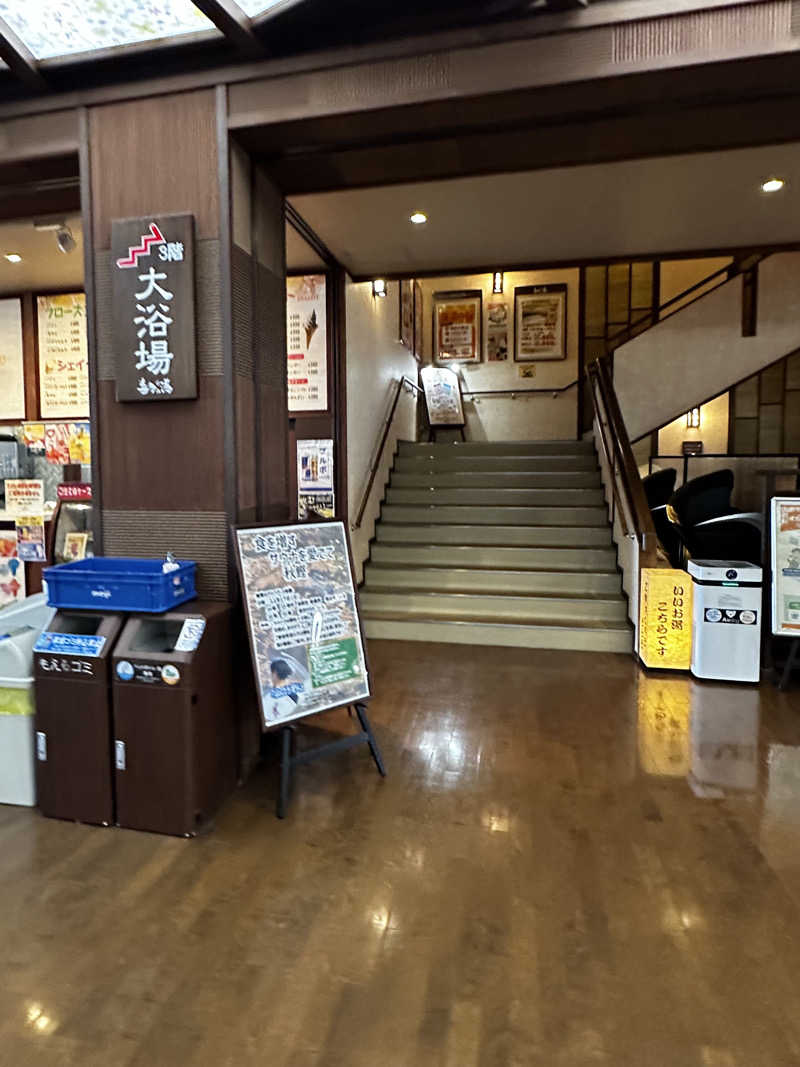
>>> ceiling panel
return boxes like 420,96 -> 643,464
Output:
0,214 -> 83,295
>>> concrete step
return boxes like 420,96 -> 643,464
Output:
375,523 -> 614,547
359,588 -> 628,623
390,470 -> 602,489
398,440 -> 595,457
394,454 -> 598,473
386,486 -> 605,507
380,503 -> 608,526
363,563 -> 622,596
370,541 -> 619,571
364,614 -> 633,654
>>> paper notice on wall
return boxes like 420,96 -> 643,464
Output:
37,293 -> 89,418
0,298 -> 25,420
297,439 -> 334,521
5,479 -> 44,517
286,275 -> 327,412
15,516 -> 46,562
0,531 -> 24,608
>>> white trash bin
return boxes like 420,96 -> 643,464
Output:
688,560 -> 762,683
0,594 -> 55,806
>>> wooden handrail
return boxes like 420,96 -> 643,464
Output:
588,358 -> 658,566
353,375 -> 420,530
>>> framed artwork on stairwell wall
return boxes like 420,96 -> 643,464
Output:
514,283 -> 567,362
399,279 -> 413,352
432,289 -> 482,364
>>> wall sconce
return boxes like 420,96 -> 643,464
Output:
686,407 -> 701,429
492,271 -> 504,295
372,279 -> 387,298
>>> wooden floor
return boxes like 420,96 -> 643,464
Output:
4,641 -> 800,1066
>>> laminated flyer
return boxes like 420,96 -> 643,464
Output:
771,498 -> 800,635
235,521 -> 370,728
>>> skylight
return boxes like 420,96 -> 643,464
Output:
0,0 -> 215,61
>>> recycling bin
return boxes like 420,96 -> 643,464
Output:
112,602 -> 236,837
34,610 -> 125,825
688,559 -> 763,683
0,593 -> 55,806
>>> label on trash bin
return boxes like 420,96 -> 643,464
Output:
115,660 -> 180,686
175,617 -> 205,652
704,608 -> 757,625
34,633 -> 106,658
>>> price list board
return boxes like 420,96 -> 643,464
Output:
37,293 -> 89,419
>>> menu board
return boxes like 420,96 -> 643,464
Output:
421,365 -> 465,427
286,275 -> 327,412
0,299 -> 25,420
235,521 -> 370,729
771,498 -> 800,635
37,293 -> 89,418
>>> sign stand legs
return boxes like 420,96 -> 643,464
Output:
276,703 -> 386,819
778,638 -> 800,691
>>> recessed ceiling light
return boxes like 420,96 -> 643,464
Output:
761,177 -> 786,193
4,253 -> 21,263
409,212 -> 427,225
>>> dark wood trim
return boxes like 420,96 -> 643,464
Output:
577,265 -> 586,439
333,265 -> 348,523
217,84 -> 239,595
79,106 -> 102,552
741,261 -> 759,338
285,203 -> 339,269
192,0 -> 264,57
0,16 -> 46,92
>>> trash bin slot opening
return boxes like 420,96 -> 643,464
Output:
49,614 -> 102,636
129,620 -> 183,654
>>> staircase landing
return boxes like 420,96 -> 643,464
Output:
361,440 -> 632,654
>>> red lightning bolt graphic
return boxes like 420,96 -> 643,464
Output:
116,223 -> 165,269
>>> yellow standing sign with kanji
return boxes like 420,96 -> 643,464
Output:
639,568 -> 693,670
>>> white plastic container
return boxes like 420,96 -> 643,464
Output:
0,594 -> 55,806
688,560 -> 762,684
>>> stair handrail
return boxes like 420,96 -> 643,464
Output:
588,358 -> 658,567
353,375 -> 421,531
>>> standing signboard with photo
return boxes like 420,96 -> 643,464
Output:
420,365 -> 465,428
514,284 -> 567,361
433,290 -> 482,364
771,498 -> 800,635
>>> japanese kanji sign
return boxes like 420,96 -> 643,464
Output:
639,568 -> 693,671
37,294 -> 89,418
112,214 -> 197,402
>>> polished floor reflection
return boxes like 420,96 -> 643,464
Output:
3,642 -> 800,1065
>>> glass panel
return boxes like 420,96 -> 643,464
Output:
241,0 -> 294,13
784,390 -> 800,453
734,377 -> 758,418
584,266 -> 606,337
630,262 -> 654,310
758,404 -> 783,454
607,263 -> 630,326
0,1 -> 214,60
733,418 -> 758,455
760,362 -> 785,405
786,352 -> 800,391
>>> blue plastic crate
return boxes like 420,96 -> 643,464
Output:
43,558 -> 197,613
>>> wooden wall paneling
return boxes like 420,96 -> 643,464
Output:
334,265 -> 348,520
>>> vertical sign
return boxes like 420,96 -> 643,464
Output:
37,293 -> 89,418
286,275 -> 328,412
111,215 -> 196,402
639,568 -> 693,670
771,498 -> 800,635
0,298 -> 25,419
296,439 -> 335,520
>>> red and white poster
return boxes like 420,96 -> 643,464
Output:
0,532 -> 24,609
286,275 -> 327,413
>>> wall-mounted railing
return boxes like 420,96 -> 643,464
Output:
353,375 -> 420,531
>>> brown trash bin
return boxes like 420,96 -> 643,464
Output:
111,602 -> 236,837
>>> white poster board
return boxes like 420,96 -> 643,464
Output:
0,299 -> 25,420
286,275 -> 327,412
235,521 -> 370,729
771,497 -> 800,635
297,439 -> 335,520
37,293 -> 89,418
421,365 -> 465,426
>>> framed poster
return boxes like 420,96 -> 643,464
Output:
413,281 -> 423,362
37,293 -> 89,417
287,275 -> 328,412
433,289 -> 481,364
234,520 -> 371,730
486,300 -> 509,362
112,214 -> 197,401
420,365 -> 465,427
771,497 -> 800,635
514,284 -> 567,362
0,298 -> 25,420
297,438 -> 335,520
400,280 -> 413,351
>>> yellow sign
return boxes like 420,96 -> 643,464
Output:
639,568 -> 692,670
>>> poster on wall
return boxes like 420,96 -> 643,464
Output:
771,498 -> 800,635
0,532 -> 24,608
400,280 -> 413,351
15,516 -> 46,562
234,521 -> 370,729
297,439 -> 335,520
639,568 -> 693,670
514,284 -> 567,362
45,424 -> 70,464
0,298 -> 25,420
420,365 -> 465,427
37,293 -> 90,417
486,301 -> 509,362
287,275 -> 328,412
413,281 -> 423,362
433,290 -> 482,364
4,479 -> 44,517
22,423 -> 46,455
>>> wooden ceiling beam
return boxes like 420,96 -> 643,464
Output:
191,0 -> 265,56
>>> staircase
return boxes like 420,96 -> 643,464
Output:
360,440 -> 632,653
